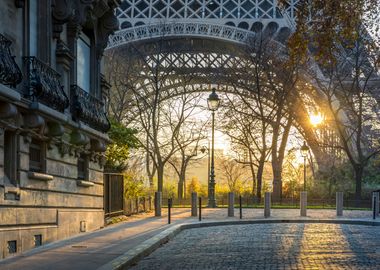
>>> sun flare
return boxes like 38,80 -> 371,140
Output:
310,113 -> 324,126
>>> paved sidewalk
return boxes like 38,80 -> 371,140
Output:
0,208 -> 377,270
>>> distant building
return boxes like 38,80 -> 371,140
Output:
0,0 -> 119,258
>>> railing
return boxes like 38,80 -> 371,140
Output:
162,195 -> 372,209
70,85 -> 110,132
124,196 -> 153,216
0,34 -> 22,87
23,56 -> 69,112
104,174 -> 124,218
104,173 -> 153,218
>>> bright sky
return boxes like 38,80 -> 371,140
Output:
187,91 -> 317,165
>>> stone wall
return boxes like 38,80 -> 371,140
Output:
0,134 -> 105,259
0,0 -> 119,259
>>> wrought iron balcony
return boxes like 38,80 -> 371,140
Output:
70,85 -> 111,132
24,56 -> 69,113
0,34 -> 22,87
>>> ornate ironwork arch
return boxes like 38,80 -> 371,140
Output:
108,0 -> 296,48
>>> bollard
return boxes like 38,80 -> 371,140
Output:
239,195 -> 242,219
199,197 -> 202,221
264,192 -> 271,218
300,191 -> 307,217
168,198 -> 172,224
373,192 -> 379,220
373,194 -> 377,220
336,192 -> 343,216
191,192 -> 198,217
148,196 -> 152,211
228,192 -> 235,217
154,191 -> 162,216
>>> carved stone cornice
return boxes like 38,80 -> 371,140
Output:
52,0 -> 95,39
72,0 -> 95,27
93,0 -> 109,18
55,138 -> 105,166
96,9 -> 119,58
23,113 -> 45,129
0,102 -> 18,119
52,0 -> 119,44
56,139 -> 73,157
52,0 -> 76,39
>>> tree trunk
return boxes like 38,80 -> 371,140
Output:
177,180 -> 183,199
183,178 -> 186,200
178,165 -> 186,199
354,165 -> 363,206
157,165 -> 164,193
272,162 -> 282,202
256,160 -> 265,203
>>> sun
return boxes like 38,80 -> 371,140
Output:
310,113 -> 324,126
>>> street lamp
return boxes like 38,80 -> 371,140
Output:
300,141 -> 310,191
207,88 -> 220,208
200,143 -> 211,198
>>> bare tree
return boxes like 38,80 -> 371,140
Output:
220,93 -> 271,202
103,49 -> 140,122
227,32 -> 300,200
309,29 -> 380,201
218,156 -> 249,194
168,118 -> 207,199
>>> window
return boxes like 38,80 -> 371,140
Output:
77,153 -> 88,180
7,240 -> 17,254
4,131 -> 18,186
29,0 -> 38,56
29,139 -> 45,173
34,235 -> 42,247
76,33 -> 91,93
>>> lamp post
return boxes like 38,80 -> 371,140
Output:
200,142 -> 211,198
300,141 -> 310,191
207,88 -> 220,208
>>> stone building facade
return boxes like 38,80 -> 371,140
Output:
0,0 -> 119,259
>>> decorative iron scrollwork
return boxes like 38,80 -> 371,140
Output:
0,34 -> 22,87
70,85 -> 111,132
24,56 -> 69,112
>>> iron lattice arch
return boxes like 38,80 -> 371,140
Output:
107,37 -> 328,166
109,0 -> 297,48
107,1 -> 380,170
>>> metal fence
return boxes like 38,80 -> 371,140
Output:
123,196 -> 154,215
162,195 -> 373,209
104,173 -> 124,218
104,173 -> 154,218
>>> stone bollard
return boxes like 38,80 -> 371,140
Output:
228,192 -> 234,217
300,191 -> 307,217
336,192 -> 344,216
264,192 -> 271,218
148,196 -> 152,211
373,191 -> 379,218
154,191 -> 162,217
191,192 -> 198,217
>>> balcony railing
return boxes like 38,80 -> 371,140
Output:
24,56 -> 69,113
0,34 -> 22,87
70,85 -> 111,132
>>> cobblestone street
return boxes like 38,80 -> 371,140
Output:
131,223 -> 380,270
